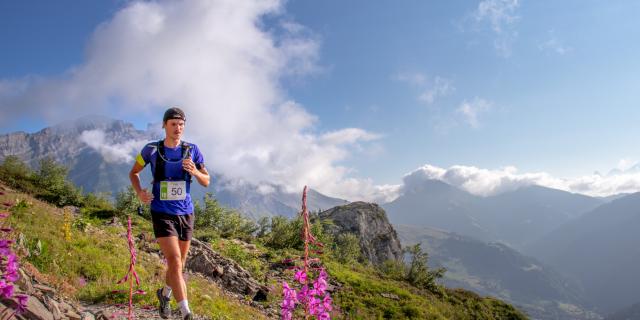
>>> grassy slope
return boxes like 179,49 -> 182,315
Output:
1,185 -> 267,320
1,182 -> 528,319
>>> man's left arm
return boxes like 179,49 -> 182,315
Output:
183,147 -> 210,187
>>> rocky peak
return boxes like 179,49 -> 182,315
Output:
319,201 -> 403,265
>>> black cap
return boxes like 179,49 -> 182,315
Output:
163,107 -> 186,123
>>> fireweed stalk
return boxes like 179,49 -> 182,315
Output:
281,186 -> 333,320
1,200 -> 29,317
114,207 -> 146,320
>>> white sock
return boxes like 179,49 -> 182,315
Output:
178,299 -> 191,317
162,286 -> 172,298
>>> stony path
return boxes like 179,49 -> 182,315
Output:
81,303 -> 210,320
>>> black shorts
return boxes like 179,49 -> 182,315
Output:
151,210 -> 194,241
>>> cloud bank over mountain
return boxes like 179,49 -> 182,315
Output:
400,163 -> 640,198
0,0 -> 387,202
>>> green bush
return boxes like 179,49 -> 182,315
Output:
33,157 -> 84,207
0,155 -> 37,192
333,233 -> 362,263
195,193 -> 257,241
379,259 -> 407,281
115,186 -> 148,219
82,192 -> 116,218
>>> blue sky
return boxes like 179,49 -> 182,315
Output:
2,0 -> 640,200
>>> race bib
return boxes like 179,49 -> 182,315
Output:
160,181 -> 186,200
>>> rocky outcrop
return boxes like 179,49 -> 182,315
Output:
0,266 -> 105,320
186,239 -> 269,301
318,201 -> 403,265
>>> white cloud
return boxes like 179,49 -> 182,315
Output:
538,31 -> 572,55
617,158 -> 635,172
394,72 -> 454,105
471,0 -> 520,57
474,0 -> 520,33
79,129 -> 145,163
0,0 -> 383,202
320,128 -> 381,145
399,163 -> 640,198
456,98 -> 492,128
393,72 -> 427,86
418,76 -> 455,105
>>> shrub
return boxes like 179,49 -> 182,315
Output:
333,233 -> 362,263
33,157 -> 83,207
258,216 -> 302,250
195,193 -> 257,241
115,186 -> 147,219
379,259 -> 406,281
0,155 -> 36,192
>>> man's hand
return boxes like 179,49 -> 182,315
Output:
137,188 -> 153,204
182,158 -> 198,175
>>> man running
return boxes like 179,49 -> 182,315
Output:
129,107 -> 210,320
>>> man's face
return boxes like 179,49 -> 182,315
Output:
164,119 -> 185,139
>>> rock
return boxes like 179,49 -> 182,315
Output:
94,310 -> 113,320
46,298 -> 63,320
63,206 -> 81,216
81,312 -> 96,320
318,202 -> 404,265
186,239 -> 269,301
59,301 -> 72,312
380,293 -> 400,300
33,284 -> 56,296
214,265 -> 224,276
17,268 -> 35,294
20,295 -> 54,320
66,310 -> 82,320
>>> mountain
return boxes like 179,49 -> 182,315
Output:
383,179 -> 492,241
396,224 -> 601,320
383,180 -> 603,249
318,202 -> 403,265
476,185 -> 603,247
0,115 -> 154,195
0,116 -> 347,219
212,179 -> 347,219
526,193 -> 640,313
606,302 -> 640,320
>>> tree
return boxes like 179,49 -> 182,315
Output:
0,155 -> 35,191
34,157 -> 83,207
405,243 -> 445,291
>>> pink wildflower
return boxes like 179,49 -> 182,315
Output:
15,294 -> 28,314
323,294 -> 333,312
0,281 -> 15,299
294,270 -> 307,284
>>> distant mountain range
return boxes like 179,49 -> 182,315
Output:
396,224 -> 600,320
0,116 -> 347,219
606,301 -> 640,320
383,178 -> 604,249
526,193 -> 640,314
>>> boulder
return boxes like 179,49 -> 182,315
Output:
319,201 -> 403,265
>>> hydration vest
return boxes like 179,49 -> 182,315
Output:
153,140 -> 193,183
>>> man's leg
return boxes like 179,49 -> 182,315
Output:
157,237 -> 187,303
178,240 -> 191,298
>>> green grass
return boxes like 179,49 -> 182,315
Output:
325,261 -> 527,320
1,187 -> 268,320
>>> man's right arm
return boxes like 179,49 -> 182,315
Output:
129,161 -> 153,204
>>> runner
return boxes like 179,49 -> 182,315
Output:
129,107 -> 210,320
